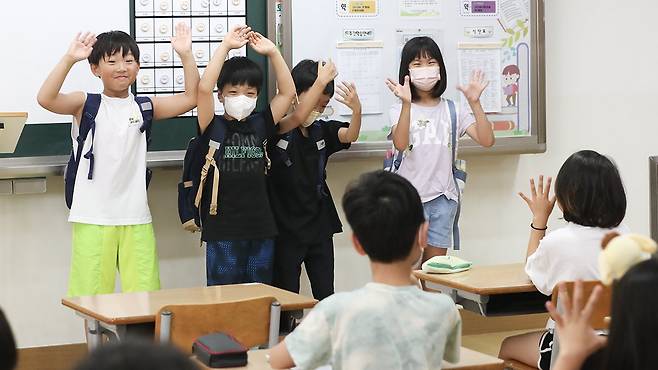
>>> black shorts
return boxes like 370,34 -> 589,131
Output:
538,329 -> 554,370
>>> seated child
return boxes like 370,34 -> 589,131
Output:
269,170 -> 461,370
548,258 -> 658,370
499,150 -> 628,369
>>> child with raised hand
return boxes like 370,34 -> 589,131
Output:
195,25 -> 295,285
268,58 -> 362,302
499,150 -> 629,370
37,23 -> 199,297
385,36 -> 494,262
549,259 -> 658,370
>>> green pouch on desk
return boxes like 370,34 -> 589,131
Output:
422,256 -> 472,274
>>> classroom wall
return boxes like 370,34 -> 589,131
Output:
2,0 -> 658,347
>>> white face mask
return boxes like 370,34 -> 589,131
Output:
409,66 -> 441,92
223,95 -> 257,121
302,110 -> 322,128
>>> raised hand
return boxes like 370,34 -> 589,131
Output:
247,31 -> 277,56
171,22 -> 192,56
335,82 -> 361,112
385,76 -> 412,104
317,59 -> 338,86
519,175 -> 556,229
222,24 -> 251,51
546,282 -> 607,370
66,32 -> 97,62
457,69 -> 489,103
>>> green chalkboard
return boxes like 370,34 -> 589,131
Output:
0,0 -> 268,159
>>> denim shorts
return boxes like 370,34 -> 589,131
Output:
422,195 -> 459,249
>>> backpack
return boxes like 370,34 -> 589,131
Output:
383,98 -> 467,248
178,115 -> 270,233
64,93 -> 154,209
273,122 -> 328,198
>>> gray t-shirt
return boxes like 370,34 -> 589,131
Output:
285,282 -> 461,370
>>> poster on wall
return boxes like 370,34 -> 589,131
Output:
336,0 -> 380,18
399,0 -> 441,18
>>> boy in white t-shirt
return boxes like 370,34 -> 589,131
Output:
269,171 -> 461,370
37,25 -> 199,297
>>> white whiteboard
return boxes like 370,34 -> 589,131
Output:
0,1 -> 128,125
290,0 -> 543,153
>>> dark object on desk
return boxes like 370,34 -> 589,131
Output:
193,333 -> 248,368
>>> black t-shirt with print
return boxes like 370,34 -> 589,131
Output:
200,107 -> 278,241
267,120 -> 351,244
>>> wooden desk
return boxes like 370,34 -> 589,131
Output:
413,264 -> 548,316
62,283 -> 317,348
194,347 -> 504,370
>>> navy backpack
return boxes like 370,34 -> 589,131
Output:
64,93 -> 154,209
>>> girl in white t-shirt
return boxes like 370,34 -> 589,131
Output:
499,150 -> 628,370
385,36 -> 495,261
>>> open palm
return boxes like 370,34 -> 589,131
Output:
248,32 -> 276,56
223,24 -> 251,50
385,76 -> 411,103
171,22 -> 192,55
458,70 -> 489,103
66,32 -> 96,62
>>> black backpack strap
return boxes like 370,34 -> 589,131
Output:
80,93 -> 102,180
308,122 -> 328,198
275,130 -> 295,167
134,96 -> 154,144
134,96 -> 154,187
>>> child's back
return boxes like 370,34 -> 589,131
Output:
269,171 -> 461,370
500,150 -> 628,370
285,283 -> 459,370
525,222 -> 629,295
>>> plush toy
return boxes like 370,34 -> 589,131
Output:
599,232 -> 657,285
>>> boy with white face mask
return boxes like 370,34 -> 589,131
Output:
266,59 -> 362,309
196,25 -> 296,286
385,36 -> 495,267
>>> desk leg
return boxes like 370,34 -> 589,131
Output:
85,319 -> 102,350
268,302 -> 281,348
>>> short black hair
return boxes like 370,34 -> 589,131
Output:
217,57 -> 263,93
74,341 -> 199,370
0,308 -> 17,370
88,31 -> 140,65
291,59 -> 334,96
554,150 -> 626,228
342,171 -> 425,263
399,36 -> 447,101
605,258 -> 658,370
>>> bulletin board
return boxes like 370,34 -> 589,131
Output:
286,0 -> 546,155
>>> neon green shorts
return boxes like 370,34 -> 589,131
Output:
68,223 -> 161,297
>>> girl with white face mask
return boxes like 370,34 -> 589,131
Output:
385,36 -> 495,267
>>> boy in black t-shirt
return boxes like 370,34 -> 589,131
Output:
196,25 -> 296,285
268,59 -> 362,300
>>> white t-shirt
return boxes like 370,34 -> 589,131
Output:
68,93 -> 152,225
285,283 -> 461,370
525,222 -> 630,296
389,99 -> 475,203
